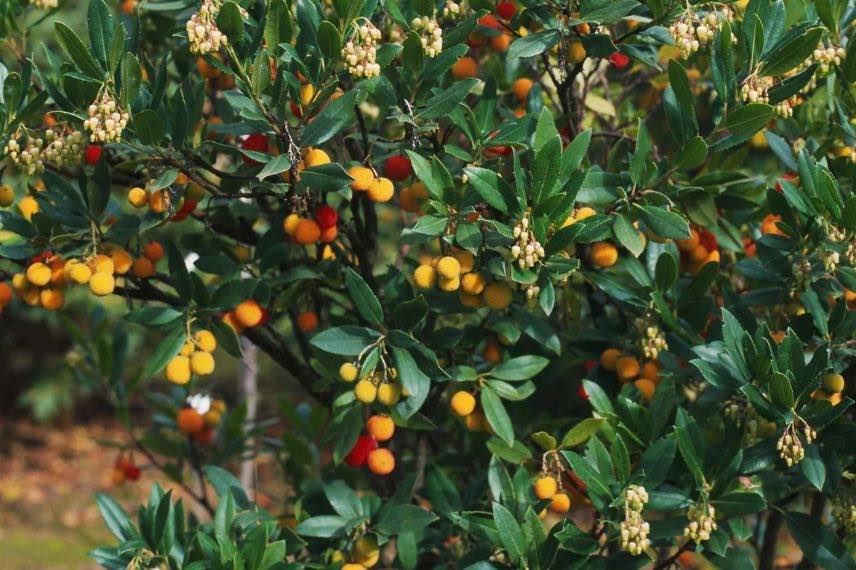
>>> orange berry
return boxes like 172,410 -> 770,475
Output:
616,355 -> 640,383
640,360 -> 660,383
177,408 -> 205,434
482,342 -> 502,364
511,78 -> 533,101
550,493 -> 571,513
296,311 -> 319,333
39,289 -> 65,310
234,299 -> 263,328
676,229 -> 700,252
600,348 -> 622,372
143,242 -> 164,262
450,391 -> 476,417
451,56 -> 478,79
0,282 -> 11,305
367,448 -> 395,475
534,476 -> 558,499
319,225 -> 338,243
131,257 -> 155,278
366,415 -> 395,442
634,378 -> 656,402
590,242 -> 618,268
294,219 -> 321,244
490,32 -> 512,51
148,189 -> 171,214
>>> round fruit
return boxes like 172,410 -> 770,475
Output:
823,372 -> 845,394
177,408 -> 205,434
19,195 -> 40,220
131,257 -> 155,278
296,311 -> 319,333
143,242 -> 164,262
85,144 -> 102,165
568,40 -> 587,64
190,351 -> 215,375
550,492 -> 571,514
0,185 -> 14,207
26,262 -> 52,287
40,289 -> 65,310
366,414 -> 395,442
234,299 -> 263,328
355,379 -> 378,403
616,355 -> 640,382
367,448 -> 395,475
367,177 -> 394,202
344,435 -> 378,467
128,187 -> 149,208
353,536 -> 380,567
339,362 -> 359,382
483,342 -> 501,364
438,276 -> 460,292
483,282 -> 512,309
166,355 -> 192,384
676,229 -> 700,252
511,78 -> 533,102
414,265 -> 437,289
634,378 -> 656,402
348,165 -> 375,191
436,256 -> 462,280
497,0 -> 516,19
590,242 -> 618,268
241,133 -> 268,161
534,475 -> 558,499
294,219 -> 321,244
461,272 -> 486,295
89,271 -> 116,296
314,205 -> 338,229
451,56 -> 478,79
304,148 -> 331,167
600,348 -> 622,371
194,330 -> 217,352
283,213 -> 301,236
377,383 -> 402,406
450,391 -> 476,417
148,189 -> 171,214
112,249 -> 133,275
454,250 -> 475,273
384,155 -> 412,181
609,52 -> 630,69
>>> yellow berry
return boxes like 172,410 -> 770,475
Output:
299,83 -> 315,106
354,380 -> 378,403
348,165 -> 375,191
460,272 -> 485,295
550,492 -> 571,513
304,148 -> 331,168
436,256 -> 461,280
339,362 -> 358,382
823,372 -> 845,394
413,264 -> 437,289
590,242 -> 618,268
438,275 -> 460,292
89,271 -> 115,296
194,329 -> 217,352
190,350 -> 215,375
483,282 -> 512,309
450,391 -> 476,416
377,382 -> 402,406
454,250 -> 475,273
367,177 -> 394,202
111,249 -> 133,275
0,185 -> 14,207
128,187 -> 149,208
165,355 -> 191,384
19,195 -> 39,220
26,262 -> 52,287
534,475 -> 558,500
283,213 -> 301,236
352,536 -> 380,567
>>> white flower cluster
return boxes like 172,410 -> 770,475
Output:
442,0 -> 469,19
411,15 -> 443,58
43,130 -> 86,168
823,250 -> 840,273
740,74 -> 774,104
524,283 -> 540,301
640,324 -> 668,360
848,239 -> 856,268
186,0 -> 227,55
813,43 -> 845,74
684,502 -> 717,543
85,89 -> 129,143
620,485 -> 650,556
3,136 -> 44,175
774,97 -> 797,118
669,8 -> 733,58
831,491 -> 856,535
342,20 -> 382,79
29,0 -> 58,9
511,215 -> 545,269
777,420 -> 815,467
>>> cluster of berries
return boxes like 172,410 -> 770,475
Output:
111,453 -> 141,485
222,298 -> 267,334
813,43 -> 846,74
342,20 -> 382,79
28,0 -> 57,9
283,204 -> 339,245
831,488 -> 856,536
620,485 -> 650,555
635,318 -> 668,360
186,0 -> 227,54
684,501 -> 717,543
344,415 -> 396,475
340,361 -> 408,407
165,329 -> 218,385
413,250 -> 514,310
533,473 -> 571,515
600,348 -> 660,402
85,89 -> 129,143
677,227 -> 720,275
176,393 -> 226,445
348,165 -> 395,202
411,15 -> 443,57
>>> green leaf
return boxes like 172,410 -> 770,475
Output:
393,347 -> 430,419
323,480 -> 363,518
579,0 -> 639,23
785,512 -> 855,570
95,493 -> 136,541
55,22 -> 103,79
634,205 -> 690,240
711,492 -> 767,516
464,166 -> 509,213
310,326 -> 380,355
561,418 -> 604,448
675,136 -> 708,169
166,241 -> 192,299
800,445 -> 825,491
531,431 -> 557,451
317,21 -> 341,59
761,27 -> 824,77
506,30 -> 560,60
675,423 -> 704,485
768,371 -> 794,410
144,325 -> 186,377
256,154 -> 292,181
377,505 -> 438,535
301,87 -> 363,146
87,0 -> 114,70
490,355 -> 549,381
666,60 -> 697,144
419,79 -> 478,119
561,451 -> 612,504
343,268 -> 383,326
133,110 -> 165,145
612,213 -> 644,257
725,103 -> 774,137
582,380 -> 613,415
481,386 -> 515,445
492,502 -> 527,564
296,515 -> 349,538
216,1 -> 243,40
655,251 -> 677,291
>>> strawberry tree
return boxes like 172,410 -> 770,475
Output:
1,0 -> 855,568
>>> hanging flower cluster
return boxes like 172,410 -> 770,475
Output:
43,129 -> 86,168
186,0 -> 228,55
668,7 -> 734,58
3,134 -> 44,175
684,501 -> 717,543
85,88 -> 129,143
342,20 -> 382,79
620,485 -> 650,556
511,214 -> 545,269
411,15 -> 443,58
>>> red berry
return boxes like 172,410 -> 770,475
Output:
240,134 -> 268,165
344,435 -> 378,467
290,102 -> 303,118
497,1 -> 516,20
577,385 -> 589,400
170,200 -> 198,222
698,229 -> 718,251
124,464 -> 141,481
609,52 -> 630,69
314,205 -> 338,229
384,155 -> 413,181
478,14 -> 500,29
85,144 -> 102,165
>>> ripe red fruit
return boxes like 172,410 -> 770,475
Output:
384,155 -> 413,181
344,435 -> 378,467
170,200 -> 198,222
497,1 -> 516,19
290,102 -> 303,118
85,144 -> 102,165
478,14 -> 500,29
240,133 -> 268,165
124,464 -> 141,481
609,52 -> 630,69
314,205 -> 338,229
698,230 -> 718,251
578,385 -> 589,400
